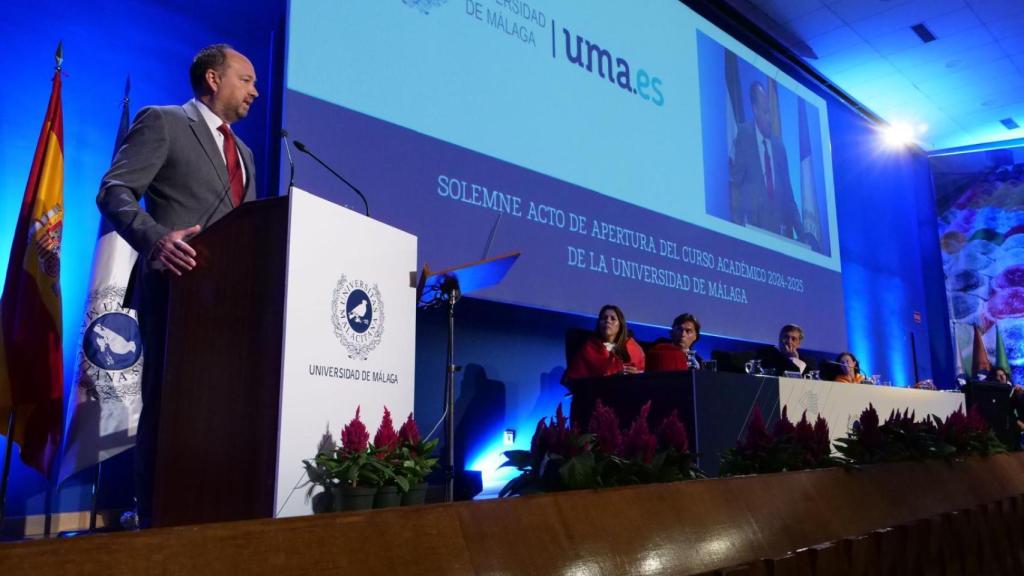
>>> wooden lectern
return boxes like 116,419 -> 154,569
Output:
153,197 -> 289,527
152,188 -> 417,527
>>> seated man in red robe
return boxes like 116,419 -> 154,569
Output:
647,313 -> 702,372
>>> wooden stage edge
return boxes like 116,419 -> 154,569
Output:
3,453 -> 1024,575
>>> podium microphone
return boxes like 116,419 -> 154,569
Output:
280,130 -> 296,194
293,139 -> 370,217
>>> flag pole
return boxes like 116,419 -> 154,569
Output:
42,41 -> 63,539
88,463 -> 101,531
0,408 -> 16,529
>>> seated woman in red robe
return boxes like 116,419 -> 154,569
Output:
565,304 -> 645,380
647,313 -> 702,372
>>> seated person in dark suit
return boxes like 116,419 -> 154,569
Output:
993,367 -> 1024,435
565,304 -> 645,380
757,324 -> 816,376
647,313 -> 703,372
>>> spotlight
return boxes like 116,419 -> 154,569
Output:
881,122 -> 919,148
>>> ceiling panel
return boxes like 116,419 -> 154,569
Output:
893,43 -> 1004,84
845,0 -> 965,38
805,26 -> 866,57
998,33 -> 1024,57
826,0 -> 917,24
930,78 -> 1024,111
881,28 -> 995,72
865,27 -> 934,57
965,0 -> 1024,24
981,12 -> 1024,39
924,7 -> 984,38
785,7 -> 846,38
913,58 -> 1018,96
753,0 -> 827,23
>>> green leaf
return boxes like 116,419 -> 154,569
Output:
394,476 -> 410,492
500,450 -> 534,470
560,452 -> 596,490
499,473 -> 535,498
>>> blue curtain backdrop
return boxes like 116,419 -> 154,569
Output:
0,0 -> 285,518
0,0 -> 950,517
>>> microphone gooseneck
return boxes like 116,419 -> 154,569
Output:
280,130 -> 296,193
292,139 -> 370,217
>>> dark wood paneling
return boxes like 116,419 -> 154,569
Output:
4,453 -> 1024,575
154,197 -> 289,527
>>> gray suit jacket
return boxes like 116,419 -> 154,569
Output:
97,100 -> 256,308
97,100 -> 256,259
729,122 -> 800,238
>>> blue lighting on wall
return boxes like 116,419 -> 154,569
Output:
0,0 -> 283,517
1,0 -> 956,523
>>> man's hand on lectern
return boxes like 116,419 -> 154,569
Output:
152,224 -> 202,276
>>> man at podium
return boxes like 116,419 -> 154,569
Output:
95,44 -> 259,527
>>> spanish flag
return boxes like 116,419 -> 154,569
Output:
0,48 -> 65,477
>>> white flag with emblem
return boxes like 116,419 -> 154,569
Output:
59,81 -> 143,483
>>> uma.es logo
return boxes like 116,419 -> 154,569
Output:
553,21 -> 664,107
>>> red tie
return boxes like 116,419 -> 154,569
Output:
763,138 -> 774,200
218,123 -> 244,207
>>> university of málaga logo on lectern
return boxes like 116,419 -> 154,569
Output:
79,286 -> 143,401
332,275 -> 385,361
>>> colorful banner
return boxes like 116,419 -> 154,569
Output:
931,146 -> 1024,383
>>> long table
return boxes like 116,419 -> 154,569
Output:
569,371 -> 965,476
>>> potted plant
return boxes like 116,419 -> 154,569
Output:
395,413 -> 439,506
499,401 -> 703,497
833,404 -> 1005,466
720,406 -> 837,476
324,406 -> 390,511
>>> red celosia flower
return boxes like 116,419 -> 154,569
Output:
621,401 -> 657,464
657,410 -> 690,454
530,417 -> 549,462
855,404 -> 883,450
773,406 -> 796,438
941,407 -> 971,450
742,405 -> 774,452
544,403 -> 583,458
553,402 -> 568,431
588,399 -> 622,454
341,406 -> 370,452
813,415 -> 831,460
794,411 -> 815,448
966,405 -> 989,433
398,412 -> 421,447
373,406 -> 399,453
